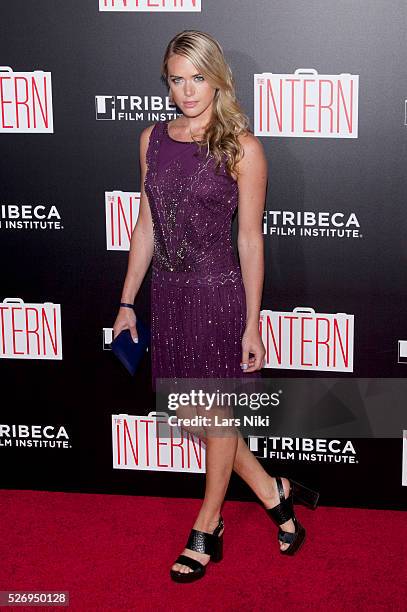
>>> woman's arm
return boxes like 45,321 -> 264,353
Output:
236,133 -> 268,371
120,125 -> 155,304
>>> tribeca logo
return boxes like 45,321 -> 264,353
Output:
398,340 -> 407,364
0,424 -> 71,449
0,203 -> 63,231
105,190 -> 141,251
102,326 -> 149,351
95,96 -> 116,120
95,95 -> 176,121
99,0 -> 201,11
263,210 -> 362,239
259,307 -> 354,372
254,68 -> 359,138
248,436 -> 358,464
0,66 -> 53,133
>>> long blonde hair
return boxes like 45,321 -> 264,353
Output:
161,30 -> 251,180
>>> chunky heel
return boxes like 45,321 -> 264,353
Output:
291,479 -> 320,509
170,515 -> 224,583
265,477 -> 319,556
210,536 -> 223,562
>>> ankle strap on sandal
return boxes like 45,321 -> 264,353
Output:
275,476 -> 285,502
213,515 -> 224,536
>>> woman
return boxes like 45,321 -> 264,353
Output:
113,30 -> 319,583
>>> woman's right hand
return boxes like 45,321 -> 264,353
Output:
113,307 -> 138,343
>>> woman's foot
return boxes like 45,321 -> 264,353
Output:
261,476 -> 295,552
171,515 -> 224,575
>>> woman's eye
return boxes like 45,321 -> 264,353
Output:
171,76 -> 204,83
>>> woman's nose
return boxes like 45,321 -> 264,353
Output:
184,82 -> 195,96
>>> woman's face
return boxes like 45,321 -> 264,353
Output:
167,53 -> 216,117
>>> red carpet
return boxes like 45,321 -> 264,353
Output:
1,489 -> 406,611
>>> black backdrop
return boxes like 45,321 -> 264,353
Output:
1,0 -> 406,510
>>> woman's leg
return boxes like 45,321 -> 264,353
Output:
171,433 -> 238,574
178,420 -> 295,553
232,432 -> 295,551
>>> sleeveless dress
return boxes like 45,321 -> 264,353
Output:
144,120 -> 261,392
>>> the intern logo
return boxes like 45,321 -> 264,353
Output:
112,413 -> 206,473
99,0 -> 201,11
105,190 -> 141,250
0,66 -> 53,133
0,298 -> 62,360
254,68 -> 359,138
259,307 -> 354,372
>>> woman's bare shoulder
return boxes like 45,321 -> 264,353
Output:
235,130 -> 266,176
140,122 -> 157,144
139,123 -> 159,172
237,130 -> 264,152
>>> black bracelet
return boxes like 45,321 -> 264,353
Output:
120,302 -> 135,309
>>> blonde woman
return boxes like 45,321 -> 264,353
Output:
113,30 -> 319,583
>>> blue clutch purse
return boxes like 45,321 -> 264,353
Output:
110,318 -> 151,376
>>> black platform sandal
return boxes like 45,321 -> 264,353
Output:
265,477 -> 319,556
170,515 -> 224,583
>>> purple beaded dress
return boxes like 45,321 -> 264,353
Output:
144,120 -> 261,392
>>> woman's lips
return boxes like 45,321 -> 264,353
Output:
183,101 -> 198,107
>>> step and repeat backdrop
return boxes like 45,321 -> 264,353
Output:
1,0 -> 406,510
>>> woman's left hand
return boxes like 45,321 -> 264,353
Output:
240,325 -> 266,372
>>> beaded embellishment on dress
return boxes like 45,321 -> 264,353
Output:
144,120 -> 261,390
